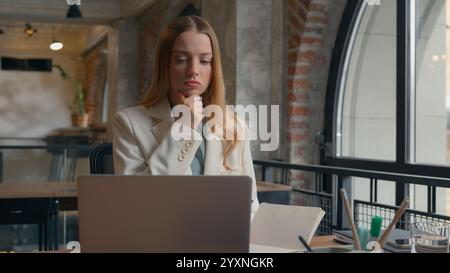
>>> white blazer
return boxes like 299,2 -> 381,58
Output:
112,98 -> 260,216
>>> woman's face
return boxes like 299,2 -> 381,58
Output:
169,30 -> 213,105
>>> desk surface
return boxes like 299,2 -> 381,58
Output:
0,182 -> 76,199
0,181 -> 286,199
256,181 -> 292,192
45,182 -> 77,198
37,235 -> 343,253
310,235 -> 345,249
0,182 -> 53,199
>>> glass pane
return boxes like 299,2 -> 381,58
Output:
436,187 -> 450,215
352,177 -> 370,201
353,178 -> 396,206
410,184 -> 428,212
413,0 -> 450,217
337,1 -> 397,160
376,180 -> 396,206
414,0 -> 450,166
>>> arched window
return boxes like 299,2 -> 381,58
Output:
326,0 -> 450,215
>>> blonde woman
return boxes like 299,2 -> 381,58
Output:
112,16 -> 259,217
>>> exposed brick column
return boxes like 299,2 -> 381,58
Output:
287,0 -> 314,182
287,0 -> 332,187
84,40 -> 107,126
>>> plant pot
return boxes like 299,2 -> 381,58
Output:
71,113 -> 89,128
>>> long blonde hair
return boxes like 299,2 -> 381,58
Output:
141,16 -> 242,169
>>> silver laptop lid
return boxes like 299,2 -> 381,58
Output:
77,175 -> 252,253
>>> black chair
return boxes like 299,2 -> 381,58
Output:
89,143 -> 114,174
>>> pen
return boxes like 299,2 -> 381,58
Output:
378,197 -> 409,247
298,236 -> 314,253
340,188 -> 362,250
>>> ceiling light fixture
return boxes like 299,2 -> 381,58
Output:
66,0 -> 82,18
50,27 -> 63,51
24,22 -> 37,37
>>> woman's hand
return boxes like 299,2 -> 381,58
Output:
183,95 -> 204,129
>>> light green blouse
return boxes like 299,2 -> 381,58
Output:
190,138 -> 206,175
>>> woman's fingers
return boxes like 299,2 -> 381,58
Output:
184,96 -> 203,129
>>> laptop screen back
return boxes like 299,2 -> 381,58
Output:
77,175 -> 252,253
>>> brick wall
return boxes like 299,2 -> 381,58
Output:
287,0 -> 346,186
84,39 -> 107,126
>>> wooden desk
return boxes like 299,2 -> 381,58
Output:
310,235 -> 347,249
0,182 -> 76,199
44,182 -> 77,198
256,181 -> 292,205
0,181 -> 297,251
0,183 -> 53,199
1,181 -> 288,197
37,235 -> 342,253
256,181 -> 292,192
1,181 -> 292,211
44,182 -> 77,211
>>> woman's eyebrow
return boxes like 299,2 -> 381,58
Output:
172,50 -> 212,56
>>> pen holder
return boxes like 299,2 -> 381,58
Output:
365,241 -> 383,253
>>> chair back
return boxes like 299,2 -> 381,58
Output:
89,143 -> 114,174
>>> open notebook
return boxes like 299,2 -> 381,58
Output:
250,203 -> 325,253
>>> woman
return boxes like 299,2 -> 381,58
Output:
112,15 -> 259,217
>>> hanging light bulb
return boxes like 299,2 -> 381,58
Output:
66,0 -> 82,18
50,41 -> 63,51
24,22 -> 37,37
49,27 -> 63,51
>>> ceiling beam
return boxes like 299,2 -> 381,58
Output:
120,0 -> 158,18
0,0 -> 122,24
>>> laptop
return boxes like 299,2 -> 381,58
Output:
77,175 -> 252,253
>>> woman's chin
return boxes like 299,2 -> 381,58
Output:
180,90 -> 200,98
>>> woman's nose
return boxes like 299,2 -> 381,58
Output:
187,60 -> 200,77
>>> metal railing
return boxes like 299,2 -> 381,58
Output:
253,159 -> 450,235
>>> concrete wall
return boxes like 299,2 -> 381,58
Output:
202,0 -> 237,105
236,0 -> 275,161
0,53 -> 83,138
203,0 -> 286,161
0,52 -> 84,182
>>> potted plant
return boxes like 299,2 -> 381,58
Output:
53,64 -> 89,127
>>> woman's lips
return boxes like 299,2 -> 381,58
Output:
184,81 -> 200,87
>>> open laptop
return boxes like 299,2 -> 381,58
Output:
77,175 -> 252,253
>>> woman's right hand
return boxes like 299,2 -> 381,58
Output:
183,95 -> 204,129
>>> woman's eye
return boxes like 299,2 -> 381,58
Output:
200,60 -> 211,64
177,58 -> 188,63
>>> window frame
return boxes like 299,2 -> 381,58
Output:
324,0 -> 449,210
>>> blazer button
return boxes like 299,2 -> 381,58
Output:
185,141 -> 193,148
181,147 -> 189,155
178,155 -> 185,161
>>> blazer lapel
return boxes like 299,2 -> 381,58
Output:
147,99 -> 174,144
